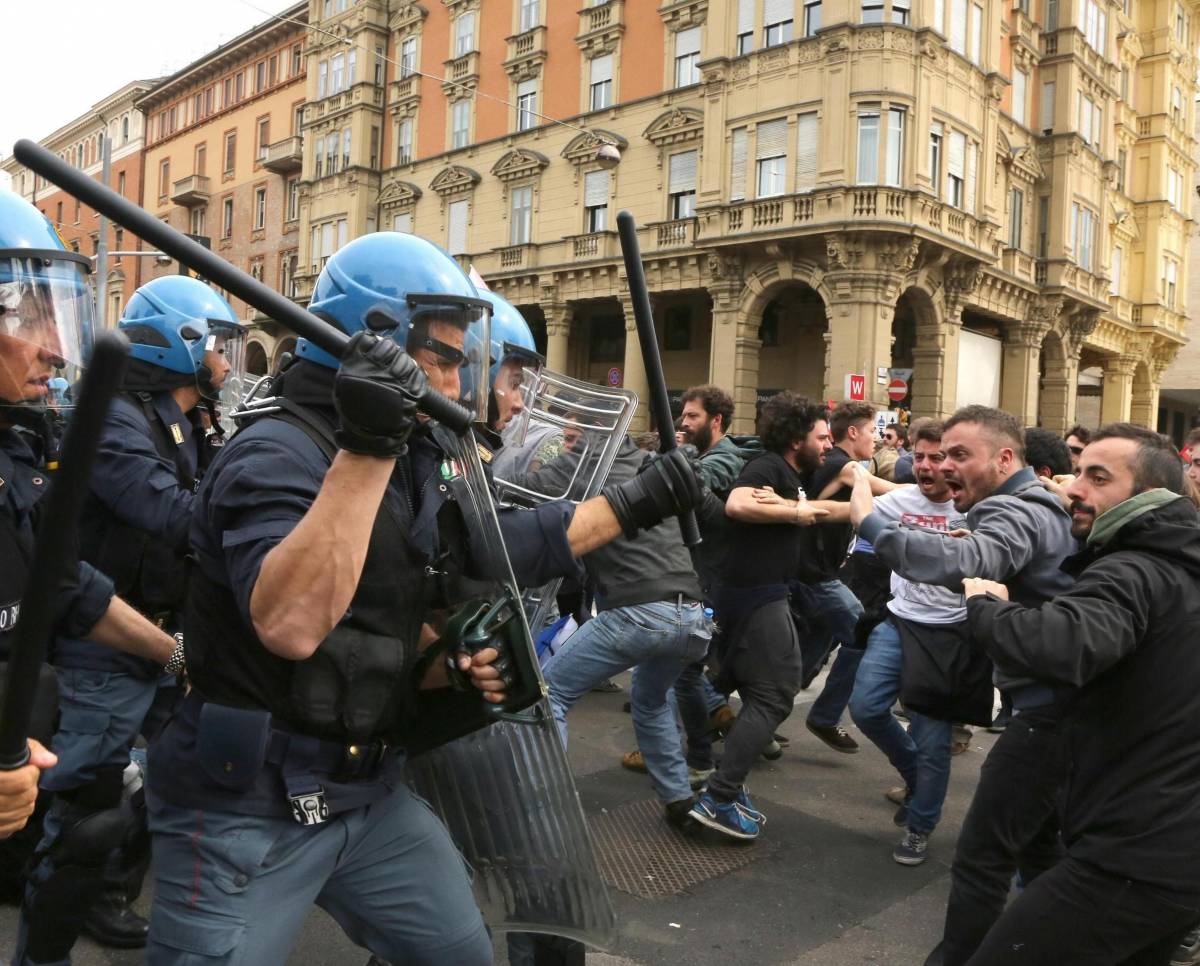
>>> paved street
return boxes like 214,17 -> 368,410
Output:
0,665 -> 993,965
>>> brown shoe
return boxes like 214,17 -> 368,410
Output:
806,720 -> 859,753
621,750 -> 648,773
709,704 -> 735,736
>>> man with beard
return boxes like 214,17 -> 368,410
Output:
847,420 -> 968,866
849,405 -> 1076,966
688,392 -> 832,839
960,424 -> 1200,964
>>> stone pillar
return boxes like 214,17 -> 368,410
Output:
1000,320 -> 1050,426
1039,309 -> 1097,433
1100,353 -> 1139,425
543,303 -> 572,375
1129,361 -> 1162,428
705,257 -> 758,434
619,294 -> 652,431
911,311 -> 962,418
822,266 -> 897,407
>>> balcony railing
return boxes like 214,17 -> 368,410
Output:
655,218 -> 694,248
170,175 -> 210,207
262,136 -> 303,174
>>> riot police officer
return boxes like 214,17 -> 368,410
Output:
143,231 -> 703,964
480,288 -> 541,436
0,192 -> 179,966
23,275 -> 246,954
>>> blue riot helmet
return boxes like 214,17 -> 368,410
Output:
297,231 -> 493,421
0,191 -> 96,427
118,275 -> 247,409
479,289 -> 544,434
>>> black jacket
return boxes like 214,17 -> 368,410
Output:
967,495 -> 1200,892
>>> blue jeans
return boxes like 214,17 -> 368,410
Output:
144,784 -> 490,965
794,580 -> 865,729
848,618 -> 951,835
545,599 -> 708,805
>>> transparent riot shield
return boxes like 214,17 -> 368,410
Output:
404,432 -> 607,946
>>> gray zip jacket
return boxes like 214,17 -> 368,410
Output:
858,466 -> 1076,692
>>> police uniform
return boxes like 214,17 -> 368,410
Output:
144,360 -> 577,965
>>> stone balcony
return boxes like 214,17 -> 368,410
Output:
442,52 -> 480,97
262,136 -> 303,174
307,82 -> 384,123
389,74 -> 421,115
504,26 -> 548,79
170,174 -> 210,207
576,0 -> 624,57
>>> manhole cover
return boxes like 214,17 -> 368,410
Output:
588,798 -> 773,899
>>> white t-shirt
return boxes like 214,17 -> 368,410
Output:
867,487 -> 970,624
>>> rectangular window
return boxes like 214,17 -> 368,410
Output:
964,139 -> 977,213
1041,80 -> 1055,132
1172,86 -> 1184,125
314,134 -> 324,178
195,143 -> 207,177
318,60 -> 328,98
269,56 -> 278,86
730,127 -> 748,201
336,218 -> 348,252
451,100 -> 471,149
190,207 -> 207,237
1083,0 -> 1105,51
520,0 -> 540,32
669,149 -> 698,218
510,185 -> 533,245
675,26 -> 701,88
455,12 -> 476,57
369,126 -> 379,168
950,0 -> 967,53
397,118 -> 413,164
1120,66 -> 1129,102
885,107 -> 904,186
929,121 -> 943,198
375,44 -> 385,86
448,199 -> 469,254
756,118 -> 788,197
222,197 -> 234,238
863,0 -> 885,23
342,127 -> 351,170
292,44 -> 303,76
393,211 -> 413,233
257,118 -> 270,160
947,129 -> 965,207
331,53 -> 345,93
224,77 -> 234,107
517,79 -> 538,131
159,159 -> 170,198
764,0 -> 794,45
856,108 -> 880,184
1116,148 -> 1127,193
1012,69 -> 1027,126
1037,195 -> 1049,258
1110,245 -> 1122,296
235,72 -> 244,101
804,0 -> 823,33
325,133 -> 336,175
935,0 -> 945,32
400,38 -> 417,77
892,0 -> 910,23
1009,186 -> 1023,249
348,48 -> 357,86
253,186 -> 266,230
287,178 -> 300,221
969,2 -> 983,63
1078,93 -> 1094,145
1046,0 -> 1058,28
737,0 -> 755,52
589,55 -> 613,111
117,171 -> 126,196
1164,258 -> 1177,308
1176,2 -> 1186,40
320,222 -> 333,266
255,60 -> 266,92
584,169 -> 610,231
796,112 -> 819,191
294,104 -> 305,136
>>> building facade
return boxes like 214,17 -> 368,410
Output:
290,0 -> 1196,432
136,3 -> 308,376
2,81 -> 155,326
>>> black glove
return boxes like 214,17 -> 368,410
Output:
333,331 -> 427,457
603,447 -> 704,539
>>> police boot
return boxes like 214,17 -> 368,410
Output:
82,889 -> 149,949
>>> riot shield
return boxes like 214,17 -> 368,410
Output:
404,373 -> 636,947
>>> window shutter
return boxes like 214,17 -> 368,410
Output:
756,118 -> 788,158
970,3 -> 982,62
950,0 -> 967,51
738,0 -> 755,33
669,150 -> 698,193
948,129 -> 965,179
517,78 -> 536,99
1041,81 -> 1055,130
584,169 -> 609,206
1013,70 -> 1027,125
764,0 -> 792,23
934,0 -> 945,30
731,128 -> 748,200
964,141 -> 977,213
394,212 -> 413,233
591,54 -> 613,84
795,113 -> 819,190
677,26 -> 701,56
449,200 -> 468,254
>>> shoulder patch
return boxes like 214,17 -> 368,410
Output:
476,442 -> 493,464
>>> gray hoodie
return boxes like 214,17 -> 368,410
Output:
858,466 -> 1076,692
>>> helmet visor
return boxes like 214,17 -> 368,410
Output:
0,253 -> 95,410
403,293 -> 491,424
199,322 -> 248,431
492,344 -> 544,437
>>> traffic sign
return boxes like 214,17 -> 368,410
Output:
888,378 -> 908,402
844,373 -> 866,401
607,367 -> 622,387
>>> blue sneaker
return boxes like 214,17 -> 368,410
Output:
690,791 -> 761,841
734,786 -> 766,826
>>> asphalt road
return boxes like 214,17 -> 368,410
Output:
0,664 -> 993,965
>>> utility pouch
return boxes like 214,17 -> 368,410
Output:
196,703 -> 272,791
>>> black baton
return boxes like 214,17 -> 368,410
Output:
13,139 -> 472,435
615,211 -> 701,548
0,334 -> 129,769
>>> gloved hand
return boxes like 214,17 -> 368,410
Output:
602,447 -> 704,539
334,331 -> 427,458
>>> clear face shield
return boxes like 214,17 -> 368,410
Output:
400,293 -> 492,424
490,344 -> 543,436
0,252 -> 96,421
198,322 -> 248,418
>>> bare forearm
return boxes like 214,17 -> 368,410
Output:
251,451 -> 394,659
88,597 -> 174,664
566,496 -> 623,555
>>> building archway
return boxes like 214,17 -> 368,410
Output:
246,340 -> 269,378
272,337 -> 297,373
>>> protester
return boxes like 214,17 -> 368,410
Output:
961,424 -> 1200,964
1065,424 -> 1091,472
1024,426 -> 1072,479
